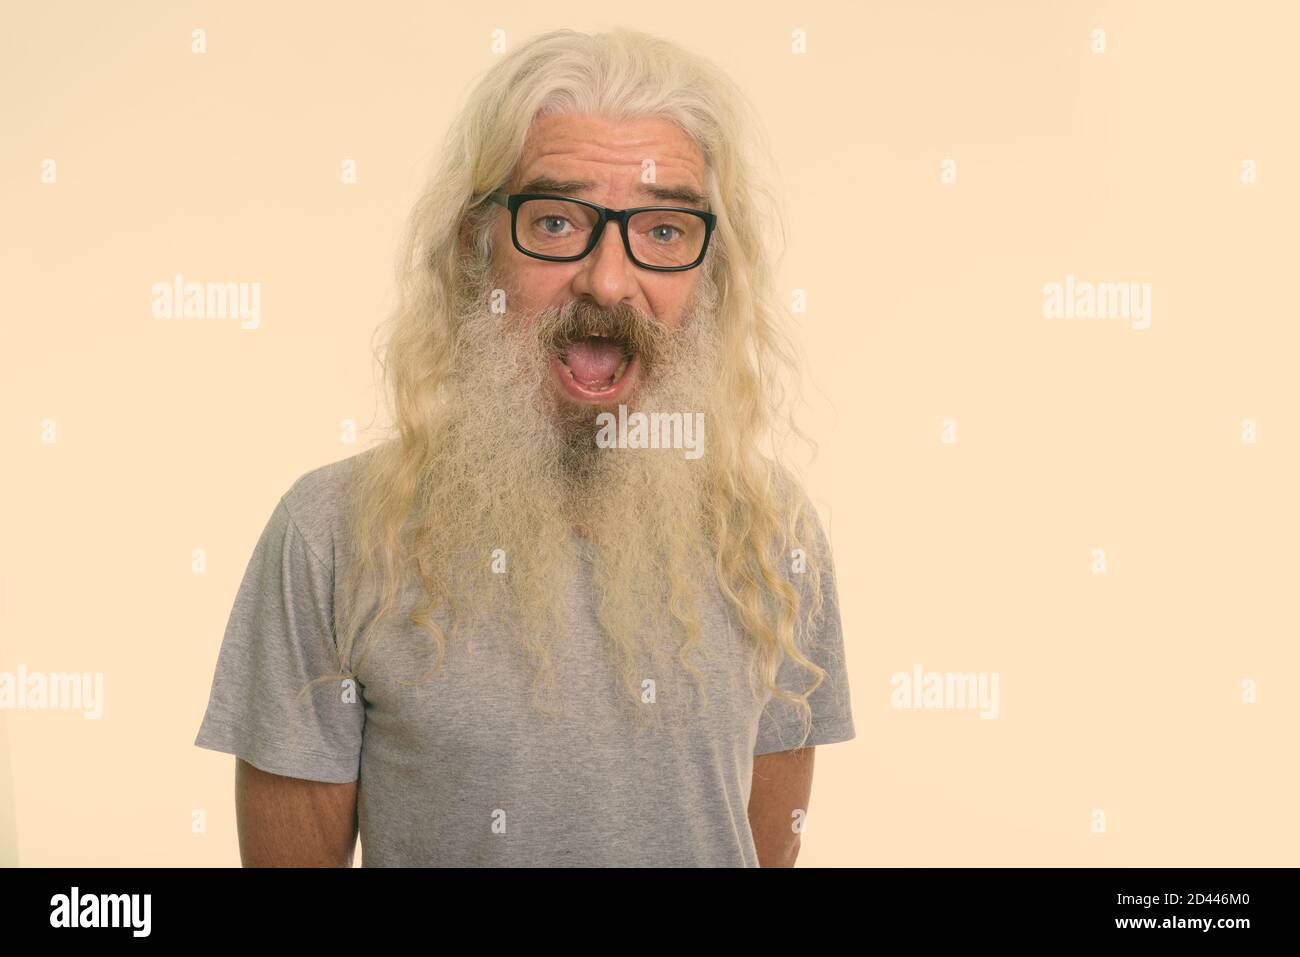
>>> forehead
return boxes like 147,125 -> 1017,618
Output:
513,112 -> 708,201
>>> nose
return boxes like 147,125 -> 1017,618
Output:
569,218 -> 640,310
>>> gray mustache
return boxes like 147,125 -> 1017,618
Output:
539,300 -> 670,365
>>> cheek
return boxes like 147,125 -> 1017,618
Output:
511,261 -> 581,316
489,240 -> 537,314
651,288 -> 695,330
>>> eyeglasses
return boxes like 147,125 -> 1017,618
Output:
487,190 -> 716,272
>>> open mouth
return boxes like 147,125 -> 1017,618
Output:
553,332 -> 638,400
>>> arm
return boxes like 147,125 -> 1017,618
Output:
747,746 -> 815,867
235,758 -> 359,867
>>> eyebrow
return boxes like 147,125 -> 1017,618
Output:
516,176 -> 708,208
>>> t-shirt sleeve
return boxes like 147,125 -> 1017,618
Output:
753,499 -> 856,756
193,496 -> 364,783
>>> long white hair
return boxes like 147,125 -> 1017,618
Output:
320,27 -> 832,745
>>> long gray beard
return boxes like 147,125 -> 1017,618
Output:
413,267 -> 725,713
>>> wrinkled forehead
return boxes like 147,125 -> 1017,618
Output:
511,111 -> 709,208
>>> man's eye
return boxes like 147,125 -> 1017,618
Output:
649,224 -> 682,242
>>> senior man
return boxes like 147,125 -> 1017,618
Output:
195,27 -> 855,867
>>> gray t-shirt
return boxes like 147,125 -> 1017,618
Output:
194,452 -> 855,866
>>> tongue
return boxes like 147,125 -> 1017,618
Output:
563,336 -> 625,384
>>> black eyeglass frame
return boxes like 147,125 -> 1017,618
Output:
487,190 -> 717,272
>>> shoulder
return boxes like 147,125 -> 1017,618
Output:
772,467 -> 832,558
279,447 -> 377,569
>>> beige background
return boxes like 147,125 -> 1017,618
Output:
1,1 -> 1296,866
